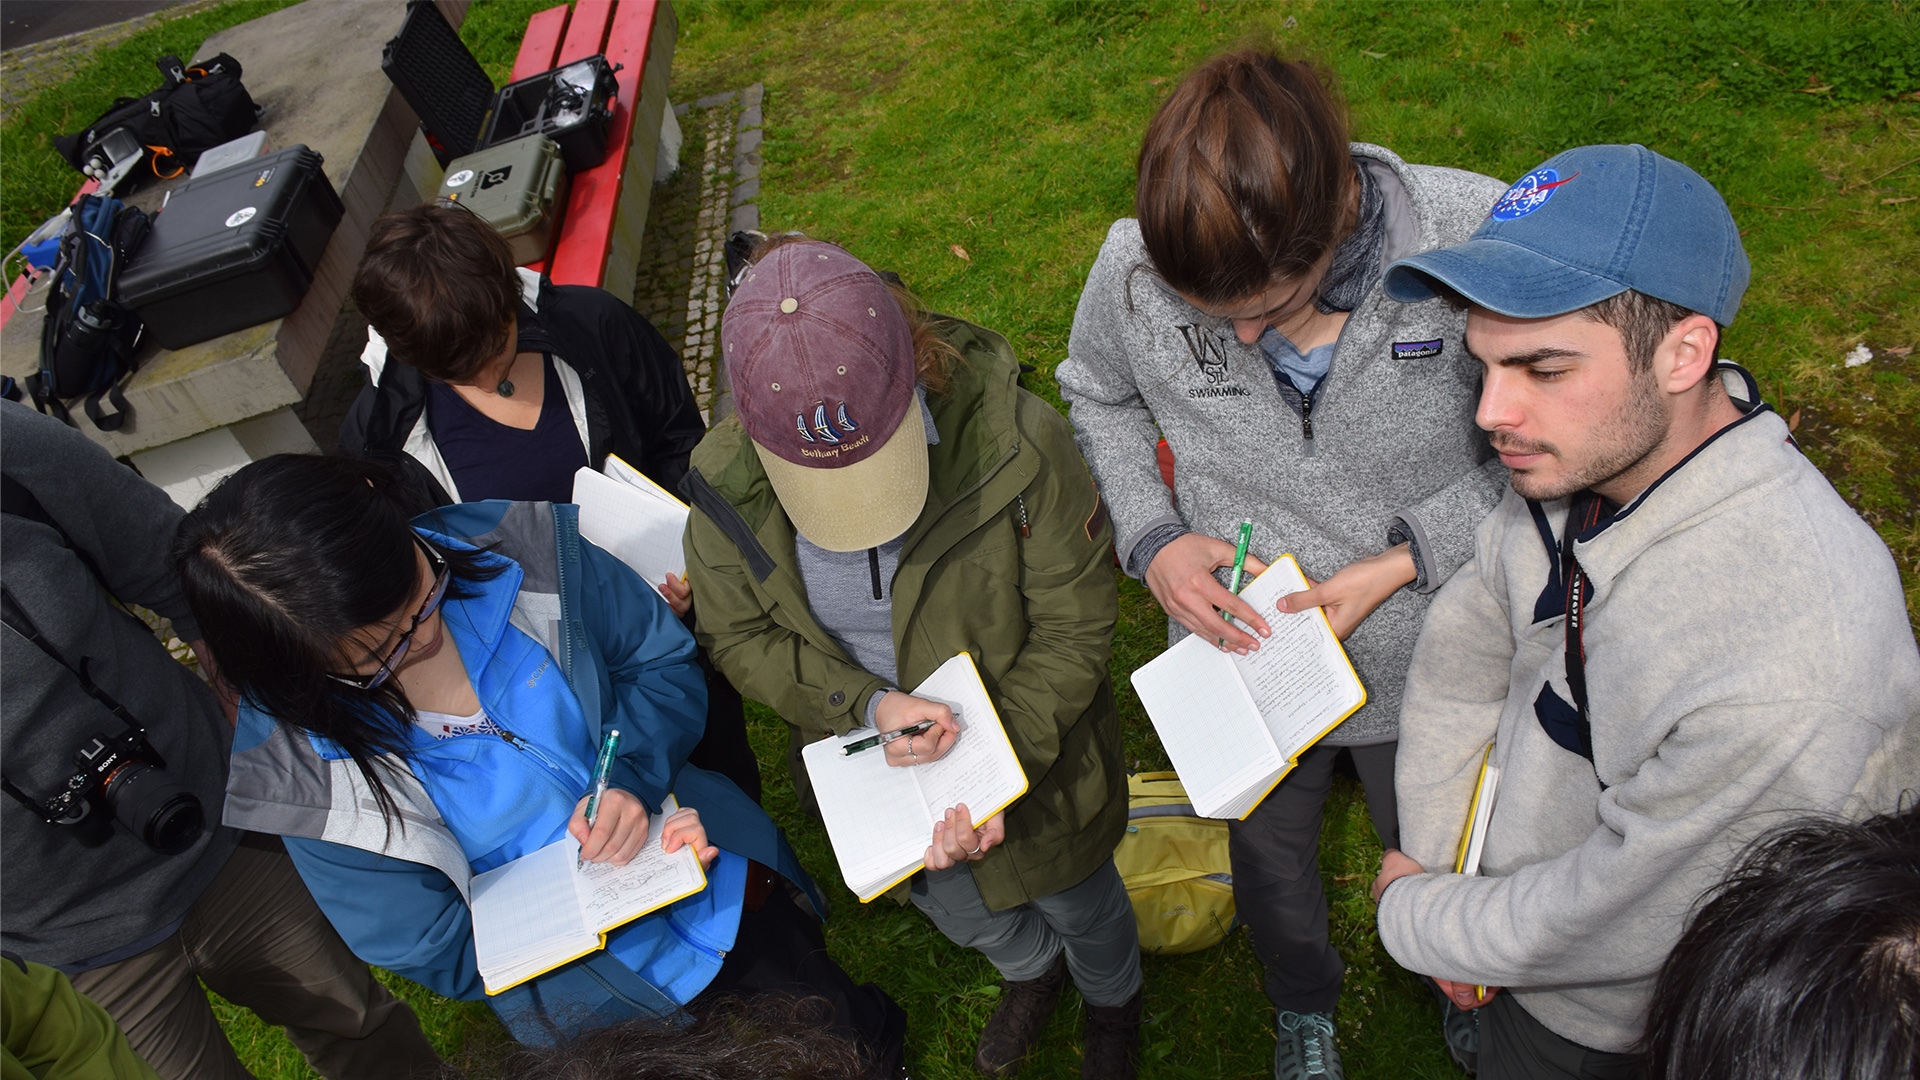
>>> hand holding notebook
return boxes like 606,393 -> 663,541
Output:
802,654 -> 1030,901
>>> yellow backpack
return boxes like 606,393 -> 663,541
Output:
1114,772 -> 1236,955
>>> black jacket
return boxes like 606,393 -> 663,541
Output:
338,276 -> 706,503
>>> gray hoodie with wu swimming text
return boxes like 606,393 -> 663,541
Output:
1379,395 -> 1920,1052
1057,143 -> 1509,744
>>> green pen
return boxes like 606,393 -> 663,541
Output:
1224,521 -> 1254,628
578,728 -> 621,869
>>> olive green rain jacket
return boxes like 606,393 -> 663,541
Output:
682,318 -> 1125,911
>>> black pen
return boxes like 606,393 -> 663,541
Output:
840,719 -> 939,757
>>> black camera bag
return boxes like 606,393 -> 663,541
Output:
53,53 -> 260,185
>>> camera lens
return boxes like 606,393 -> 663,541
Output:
102,762 -> 204,855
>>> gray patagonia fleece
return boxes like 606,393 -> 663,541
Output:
1057,143 -> 1510,745
1379,394 -> 1920,1053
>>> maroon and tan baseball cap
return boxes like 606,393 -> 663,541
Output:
720,240 -> 927,551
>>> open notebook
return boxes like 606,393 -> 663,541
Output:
571,455 -> 689,589
469,795 -> 707,995
1130,556 -> 1367,820
802,654 -> 1029,901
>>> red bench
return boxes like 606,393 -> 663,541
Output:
507,0 -> 671,300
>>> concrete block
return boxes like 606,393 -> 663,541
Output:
739,105 -> 762,128
730,205 -> 761,234
694,89 -> 736,109
730,178 -> 760,205
742,82 -> 764,108
735,128 -> 764,155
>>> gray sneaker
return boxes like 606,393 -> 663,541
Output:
1273,1011 -> 1343,1080
1441,1000 -> 1479,1075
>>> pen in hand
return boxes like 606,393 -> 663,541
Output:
840,718 -> 939,757
1224,521 -> 1254,628
578,728 -> 621,869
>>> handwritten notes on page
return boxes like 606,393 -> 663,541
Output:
470,795 -> 707,994
1130,556 -> 1366,820
802,654 -> 1030,901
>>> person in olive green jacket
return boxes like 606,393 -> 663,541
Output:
2,956 -> 162,1080
682,239 -> 1141,1080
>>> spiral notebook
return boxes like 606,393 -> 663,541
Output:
571,455 -> 688,589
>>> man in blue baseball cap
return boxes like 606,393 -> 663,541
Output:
1364,144 -> 1919,1079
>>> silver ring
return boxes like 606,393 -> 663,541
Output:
965,844 -> 982,856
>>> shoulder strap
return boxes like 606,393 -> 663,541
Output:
1559,491 -> 1607,783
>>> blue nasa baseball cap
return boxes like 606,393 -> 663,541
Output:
1383,144 -> 1750,326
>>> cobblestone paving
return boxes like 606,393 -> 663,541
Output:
0,0 -> 226,112
630,83 -> 763,424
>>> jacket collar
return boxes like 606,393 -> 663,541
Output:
1567,370 -> 1788,593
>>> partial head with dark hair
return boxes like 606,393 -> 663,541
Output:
1135,47 -> 1354,309
449,994 -> 872,1080
1639,805 -> 1920,1080
350,202 -> 522,384
172,454 -> 504,825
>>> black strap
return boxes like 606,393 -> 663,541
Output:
1559,492 -> 1607,777
0,585 -> 144,736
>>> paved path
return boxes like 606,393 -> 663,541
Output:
0,0 -> 224,111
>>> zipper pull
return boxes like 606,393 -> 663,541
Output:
495,727 -> 523,748
1300,393 -> 1315,443
1016,494 -> 1031,538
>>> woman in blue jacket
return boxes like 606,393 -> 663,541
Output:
172,455 -> 903,1069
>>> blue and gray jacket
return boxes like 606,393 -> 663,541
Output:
222,500 -> 821,1042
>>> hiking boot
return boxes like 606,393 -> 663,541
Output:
1273,1010 -> 1343,1080
1080,990 -> 1142,1080
1440,1000 -> 1479,1075
973,952 -> 1067,1077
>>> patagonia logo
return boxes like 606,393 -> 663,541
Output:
1393,339 -> 1444,360
1490,167 -> 1579,221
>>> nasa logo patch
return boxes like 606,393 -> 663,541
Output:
1490,168 -> 1579,221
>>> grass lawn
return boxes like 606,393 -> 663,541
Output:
5,1 -> 1916,1077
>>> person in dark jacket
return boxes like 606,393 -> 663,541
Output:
0,400 -> 439,1080
338,203 -> 759,802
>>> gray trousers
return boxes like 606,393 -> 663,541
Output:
909,856 -> 1143,1007
69,833 -> 440,1080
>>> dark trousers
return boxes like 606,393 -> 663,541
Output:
1227,742 -> 1399,1015
1481,993 -> 1637,1080
692,881 -> 906,1078
68,833 -> 440,1080
686,643 -> 762,804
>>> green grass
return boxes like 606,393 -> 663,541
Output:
5,1 -> 1915,1077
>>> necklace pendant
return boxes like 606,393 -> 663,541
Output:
495,378 -> 514,397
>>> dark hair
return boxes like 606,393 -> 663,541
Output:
172,454 -> 505,826
746,232 -> 960,394
1135,47 -> 1354,306
351,202 -> 521,383
448,995 -> 872,1080
1638,805 -> 1920,1080
1579,291 -> 1709,376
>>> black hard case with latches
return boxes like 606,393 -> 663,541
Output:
116,144 -> 342,349
381,0 -> 617,173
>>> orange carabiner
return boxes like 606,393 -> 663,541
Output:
147,145 -> 184,179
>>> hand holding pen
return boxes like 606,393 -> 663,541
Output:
869,690 -> 959,768
571,729 -> 636,868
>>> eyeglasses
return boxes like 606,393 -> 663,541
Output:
327,536 -> 451,691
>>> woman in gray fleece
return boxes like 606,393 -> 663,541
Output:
1055,49 -> 1507,1078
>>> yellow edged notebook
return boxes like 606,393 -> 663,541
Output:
571,454 -> 690,590
1129,555 -> 1367,820
470,794 -> 708,994
801,653 -> 1030,902
1453,744 -> 1501,876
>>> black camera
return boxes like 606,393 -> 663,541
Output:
41,729 -> 203,855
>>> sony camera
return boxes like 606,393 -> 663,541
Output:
40,728 -> 203,855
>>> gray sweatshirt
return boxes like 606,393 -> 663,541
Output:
1378,398 -> 1920,1052
1057,143 -> 1510,744
1,401 -> 240,968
